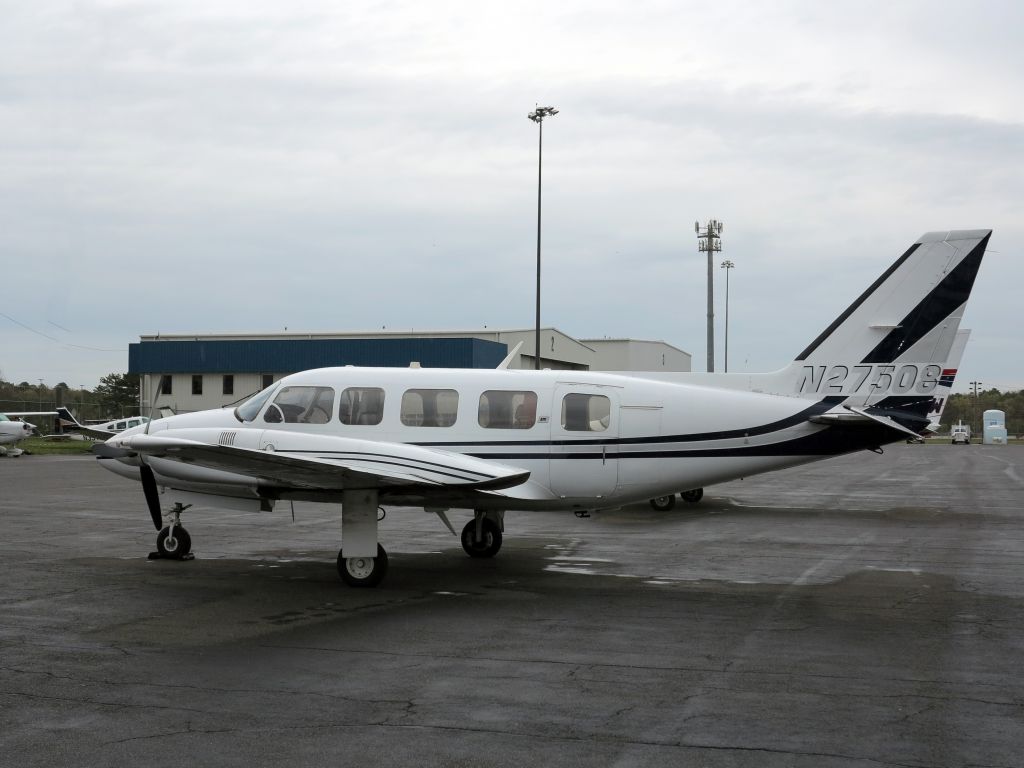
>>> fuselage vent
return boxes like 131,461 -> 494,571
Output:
218,431 -> 237,446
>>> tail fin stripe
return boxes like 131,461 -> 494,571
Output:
860,233 -> 989,364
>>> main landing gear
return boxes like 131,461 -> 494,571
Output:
335,489 -> 389,587
337,544 -> 389,587
460,514 -> 503,558
648,488 -> 704,511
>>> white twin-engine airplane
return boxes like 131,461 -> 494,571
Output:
97,229 -> 991,587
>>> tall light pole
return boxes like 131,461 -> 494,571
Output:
720,259 -> 735,372
528,105 -> 558,370
696,219 -> 723,372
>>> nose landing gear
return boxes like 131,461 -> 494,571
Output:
150,502 -> 194,560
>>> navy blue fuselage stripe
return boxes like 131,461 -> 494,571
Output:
412,396 -> 847,449
861,233 -> 989,364
467,422 -> 896,460
795,242 -> 921,361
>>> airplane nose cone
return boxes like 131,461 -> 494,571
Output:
23,421 -> 35,433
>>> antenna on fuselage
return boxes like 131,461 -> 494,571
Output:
145,375 -> 169,435
497,342 -> 523,370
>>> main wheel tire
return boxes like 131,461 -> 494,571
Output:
337,544 -> 388,587
649,495 -> 676,512
460,518 -> 502,558
681,488 -> 704,503
156,525 -> 192,559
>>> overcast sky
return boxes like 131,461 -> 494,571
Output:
2,1 -> 1021,391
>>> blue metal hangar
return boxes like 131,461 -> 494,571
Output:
129,328 -> 691,413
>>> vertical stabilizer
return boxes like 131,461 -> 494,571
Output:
778,229 -> 989,409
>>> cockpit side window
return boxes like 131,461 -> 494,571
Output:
264,386 -> 336,424
235,383 -> 278,423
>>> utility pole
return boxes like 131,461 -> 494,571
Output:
970,380 -> 983,432
528,105 -> 558,370
696,219 -> 723,372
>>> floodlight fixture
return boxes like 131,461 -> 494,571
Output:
528,106 -> 559,123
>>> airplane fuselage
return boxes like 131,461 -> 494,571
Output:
92,230 -> 991,586
102,366 -> 894,512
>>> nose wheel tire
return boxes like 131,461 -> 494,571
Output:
337,544 -> 388,587
156,525 -> 192,559
649,495 -> 676,512
681,488 -> 704,503
461,518 -> 502,558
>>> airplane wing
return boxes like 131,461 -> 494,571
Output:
104,432 -> 531,493
3,411 -> 57,417
77,426 -> 118,441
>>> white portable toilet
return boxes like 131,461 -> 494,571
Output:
983,409 -> 1007,445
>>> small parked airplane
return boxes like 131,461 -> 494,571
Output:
96,229 -> 991,587
0,410 -> 56,456
56,407 -> 152,441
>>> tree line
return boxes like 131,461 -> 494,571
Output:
941,389 -> 1021,435
0,373 -> 140,422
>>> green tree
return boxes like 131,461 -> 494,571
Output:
942,389 -> 1022,435
93,373 -> 140,418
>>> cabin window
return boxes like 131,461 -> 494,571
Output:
263,386 -> 336,424
114,421 -> 127,431
478,390 -> 537,429
222,375 -> 234,395
400,389 -> 459,427
192,375 -> 203,395
561,393 -> 611,432
340,387 -> 385,426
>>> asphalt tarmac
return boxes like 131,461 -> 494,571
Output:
2,444 -> 1023,767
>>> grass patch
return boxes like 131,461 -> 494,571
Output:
19,436 -> 97,455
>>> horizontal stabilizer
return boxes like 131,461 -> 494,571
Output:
811,406 -> 922,439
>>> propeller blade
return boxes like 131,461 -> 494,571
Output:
140,463 -> 163,531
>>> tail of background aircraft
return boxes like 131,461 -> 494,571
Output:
925,328 -> 970,433
56,406 -> 83,431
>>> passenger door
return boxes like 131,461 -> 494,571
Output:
548,385 -> 619,500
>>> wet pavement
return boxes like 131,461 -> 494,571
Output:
1,444 -> 1022,766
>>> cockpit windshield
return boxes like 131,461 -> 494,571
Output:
234,383 -> 279,423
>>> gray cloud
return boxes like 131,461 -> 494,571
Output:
1,1 -> 1020,389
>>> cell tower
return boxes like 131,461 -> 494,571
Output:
695,219 -> 723,372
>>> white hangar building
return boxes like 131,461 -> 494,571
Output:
129,327 -> 691,414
